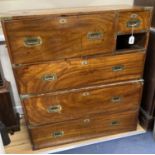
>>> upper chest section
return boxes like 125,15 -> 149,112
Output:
1,6 -> 152,65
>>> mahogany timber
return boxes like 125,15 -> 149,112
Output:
29,110 -> 138,150
23,82 -> 143,126
1,6 -> 152,150
118,11 -> 151,34
2,13 -> 116,64
14,52 -> 145,95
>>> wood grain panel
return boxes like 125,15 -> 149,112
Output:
118,11 -> 151,34
29,110 -> 138,150
23,82 -> 142,126
3,12 -> 115,64
14,52 -> 145,95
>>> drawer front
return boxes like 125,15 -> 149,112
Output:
23,82 -> 142,126
3,13 -> 115,64
118,11 -> 151,34
30,111 -> 138,150
15,52 -> 145,94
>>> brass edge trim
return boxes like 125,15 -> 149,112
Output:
0,16 -> 13,21
144,7 -> 154,11
12,64 -> 24,68
117,30 -> 149,35
19,79 -> 144,99
20,94 -> 31,100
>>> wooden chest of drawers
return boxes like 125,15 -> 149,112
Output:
1,6 -> 152,150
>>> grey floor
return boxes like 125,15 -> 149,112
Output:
57,132 -> 155,154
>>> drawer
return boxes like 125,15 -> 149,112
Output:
30,111 -> 138,150
2,13 -> 116,64
23,81 -> 142,126
15,52 -> 145,94
118,11 -> 151,34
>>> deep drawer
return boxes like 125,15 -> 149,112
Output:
23,81 -> 142,126
118,11 -> 151,34
29,110 -> 138,150
14,52 -> 145,94
3,12 -> 116,64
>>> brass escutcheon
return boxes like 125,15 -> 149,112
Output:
81,60 -> 88,65
83,118 -> 91,124
59,18 -> 67,24
82,92 -> 90,96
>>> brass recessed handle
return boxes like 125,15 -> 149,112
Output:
47,105 -> 62,113
111,96 -> 122,103
42,73 -> 57,81
24,36 -> 42,47
112,65 -> 124,72
52,131 -> 64,138
111,120 -> 120,126
87,32 -> 103,40
127,19 -> 141,28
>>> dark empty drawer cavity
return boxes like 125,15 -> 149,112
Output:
116,33 -> 147,51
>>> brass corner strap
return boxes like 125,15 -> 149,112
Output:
0,16 -> 13,21
20,94 -> 31,100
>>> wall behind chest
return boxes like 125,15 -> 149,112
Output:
0,0 -> 133,11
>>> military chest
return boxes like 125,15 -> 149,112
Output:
1,5 -> 152,150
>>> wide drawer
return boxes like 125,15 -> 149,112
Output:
29,110 -> 138,150
15,52 -> 145,95
118,11 -> 151,34
23,81 -> 142,126
2,12 -> 115,64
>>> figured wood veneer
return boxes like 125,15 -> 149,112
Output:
23,82 -> 143,126
2,13 -> 116,64
14,52 -> 145,95
29,110 -> 138,150
1,6 -> 152,150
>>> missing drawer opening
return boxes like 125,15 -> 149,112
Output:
116,33 -> 147,52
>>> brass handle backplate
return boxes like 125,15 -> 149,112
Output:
87,32 -> 103,40
24,36 -> 42,47
111,120 -> 120,126
42,73 -> 57,81
112,65 -> 124,72
111,96 -> 122,103
48,105 -> 62,113
52,131 -> 64,138
127,19 -> 141,28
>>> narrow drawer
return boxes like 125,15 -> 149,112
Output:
30,111 -> 138,150
15,52 -> 145,94
118,11 -> 151,34
2,12 -> 115,64
23,81 -> 142,126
